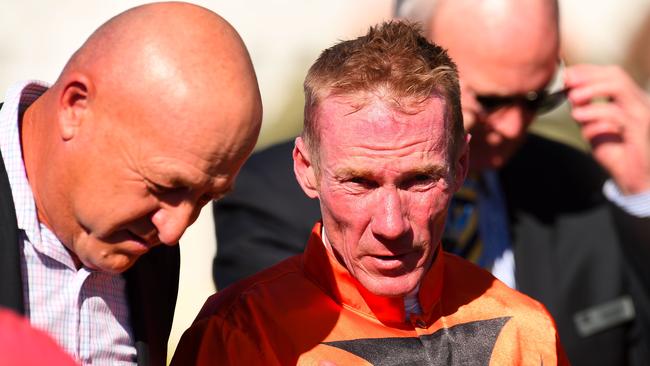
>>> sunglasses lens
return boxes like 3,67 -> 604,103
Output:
475,88 -> 566,114
476,95 -> 510,112
474,60 -> 567,115
535,89 -> 568,114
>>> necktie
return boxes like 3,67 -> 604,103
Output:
443,176 -> 483,263
443,170 -> 511,271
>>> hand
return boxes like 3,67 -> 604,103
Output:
565,64 -> 650,194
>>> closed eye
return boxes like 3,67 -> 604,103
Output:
145,179 -> 191,202
347,177 -> 378,189
401,174 -> 439,190
148,182 -> 184,195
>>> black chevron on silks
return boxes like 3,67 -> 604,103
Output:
322,316 -> 511,366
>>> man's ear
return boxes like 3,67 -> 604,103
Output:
293,137 -> 319,199
58,74 -> 92,141
453,133 -> 471,191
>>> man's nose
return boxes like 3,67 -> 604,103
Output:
151,201 -> 200,245
370,188 -> 409,240
486,106 -> 531,139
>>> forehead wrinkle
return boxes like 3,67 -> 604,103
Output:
318,94 -> 451,164
144,124 -> 240,172
144,155 -> 211,187
324,108 -> 443,151
358,128 -> 439,151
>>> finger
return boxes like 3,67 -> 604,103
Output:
565,65 -> 641,106
579,120 -> 624,142
567,79 -> 638,107
571,98 -> 650,135
571,102 -> 625,126
571,104 -> 626,141
564,64 -> 627,88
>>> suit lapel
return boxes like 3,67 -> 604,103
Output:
125,244 -> 180,366
0,149 -> 25,314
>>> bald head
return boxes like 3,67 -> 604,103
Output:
430,0 -> 559,93
59,2 -> 261,143
405,0 -> 561,171
22,2 -> 262,272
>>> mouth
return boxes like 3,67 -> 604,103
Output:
374,253 -> 408,261
124,230 -> 159,254
367,252 -> 418,274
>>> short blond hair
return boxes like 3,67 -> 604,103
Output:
302,21 -> 464,165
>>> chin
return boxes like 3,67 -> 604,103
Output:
360,273 -> 422,298
85,253 -> 139,274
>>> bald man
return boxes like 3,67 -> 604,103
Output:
416,1 -> 650,365
0,2 -> 261,365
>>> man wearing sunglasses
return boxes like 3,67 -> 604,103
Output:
409,0 -> 650,364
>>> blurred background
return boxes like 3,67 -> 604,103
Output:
1,0 -> 649,362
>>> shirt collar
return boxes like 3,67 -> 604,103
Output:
305,222 -> 444,326
0,80 -> 77,269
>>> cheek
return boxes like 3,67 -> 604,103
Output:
320,183 -> 371,222
74,181 -> 156,232
319,187 -> 372,252
406,191 -> 451,230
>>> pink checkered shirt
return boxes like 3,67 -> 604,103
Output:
0,81 -> 137,365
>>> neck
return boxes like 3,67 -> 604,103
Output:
21,96 -> 56,235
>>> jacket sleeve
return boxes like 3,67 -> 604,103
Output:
170,314 -> 282,366
212,140 -> 320,289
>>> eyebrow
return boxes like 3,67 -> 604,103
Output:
405,165 -> 447,177
334,164 -> 447,179
335,167 -> 373,179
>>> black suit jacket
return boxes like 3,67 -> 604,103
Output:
213,135 -> 650,366
213,141 -> 320,289
0,150 -> 179,366
502,134 -> 650,365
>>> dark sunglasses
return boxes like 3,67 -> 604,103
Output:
475,88 -> 568,115
474,60 -> 568,115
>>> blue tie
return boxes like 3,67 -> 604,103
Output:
443,170 -> 511,270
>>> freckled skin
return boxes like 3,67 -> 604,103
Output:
294,96 -> 469,297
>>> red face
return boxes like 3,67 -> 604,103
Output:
43,93 -> 256,274
295,96 -> 468,297
58,121 -> 246,273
